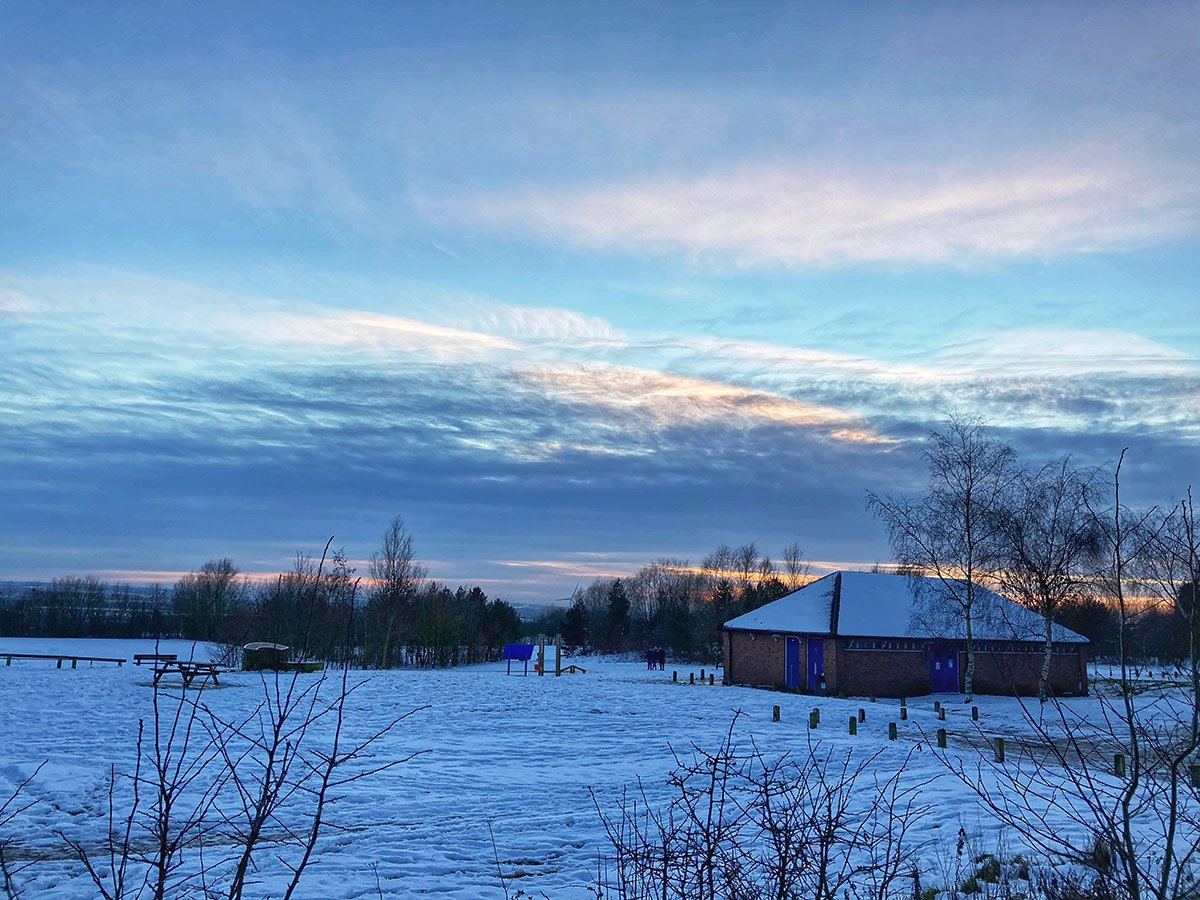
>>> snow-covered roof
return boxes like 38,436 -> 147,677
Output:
723,571 -> 1087,643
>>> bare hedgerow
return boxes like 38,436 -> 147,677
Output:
591,712 -> 933,900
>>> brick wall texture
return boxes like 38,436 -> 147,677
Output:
724,629 -> 1088,698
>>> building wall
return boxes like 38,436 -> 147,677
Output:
725,629 -> 787,687
969,648 -> 1088,696
831,646 -> 929,698
725,629 -> 1089,697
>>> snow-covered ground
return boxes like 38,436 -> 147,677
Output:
0,638 -> 1185,897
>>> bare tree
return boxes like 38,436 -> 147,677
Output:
592,714 -> 931,900
867,413 -> 1017,699
944,452 -> 1199,900
994,456 -> 1104,701
364,516 -> 428,668
781,541 -> 812,592
0,763 -> 45,899
173,560 -> 248,642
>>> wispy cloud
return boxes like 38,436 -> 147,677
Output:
517,363 -> 890,445
0,289 -> 32,315
461,150 -> 1200,268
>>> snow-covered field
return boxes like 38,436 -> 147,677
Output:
0,638 -> 1179,897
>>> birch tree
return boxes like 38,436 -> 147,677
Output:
994,457 -> 1103,701
866,414 -> 1017,700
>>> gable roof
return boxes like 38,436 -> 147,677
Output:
723,571 -> 1088,643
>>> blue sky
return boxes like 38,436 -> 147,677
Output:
1,2 -> 1197,599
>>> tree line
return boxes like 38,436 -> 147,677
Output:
0,518 -> 522,668
528,540 -> 812,662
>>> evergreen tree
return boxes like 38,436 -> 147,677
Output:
606,579 -> 631,651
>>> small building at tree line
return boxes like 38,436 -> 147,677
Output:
722,571 -> 1088,697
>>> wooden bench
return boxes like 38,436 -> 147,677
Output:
2,652 -> 125,669
152,661 -> 223,689
134,653 -> 178,666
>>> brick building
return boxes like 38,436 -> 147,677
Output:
722,571 -> 1088,697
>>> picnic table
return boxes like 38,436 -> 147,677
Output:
134,652 -> 178,666
151,660 -> 224,688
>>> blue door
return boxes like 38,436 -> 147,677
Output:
807,638 -> 824,692
784,637 -> 800,689
930,643 -> 958,693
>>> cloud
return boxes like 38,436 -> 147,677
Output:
461,151 -> 1200,268
516,363 -> 890,445
244,309 -> 520,358
934,329 -> 1196,377
443,301 -> 625,346
0,290 -> 33,315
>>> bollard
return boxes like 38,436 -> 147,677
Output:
812,707 -> 820,725
772,704 -> 780,723
933,700 -> 941,712
673,671 -> 678,683
56,658 -> 62,669
709,674 -> 715,686
72,658 -> 77,669
700,668 -> 706,681
689,672 -> 695,685
858,708 -> 866,723
900,696 -> 907,708
849,716 -> 857,735
937,707 -> 946,721
900,707 -> 908,720
937,728 -> 947,749
809,710 -> 819,729
888,722 -> 897,740
972,706 -> 979,722
1114,753 -> 1126,778
993,737 -> 1005,763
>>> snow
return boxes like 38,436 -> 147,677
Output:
725,571 -> 1088,642
0,638 -> 1179,897
722,571 -> 836,632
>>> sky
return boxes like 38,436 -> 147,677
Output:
1,1 -> 1198,601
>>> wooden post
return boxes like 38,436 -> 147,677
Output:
809,710 -> 819,729
857,707 -> 866,723
849,716 -> 857,735
812,707 -> 820,725
937,707 -> 946,721
1114,753 -> 1126,778
709,673 -> 715,686
673,670 -> 678,683
937,728 -> 947,749
56,658 -> 62,669
993,737 -> 1005,763
537,635 -> 546,677
71,658 -> 77,669
689,672 -> 695,685
772,704 -> 780,723
870,695 -> 876,703
972,705 -> 979,721
933,700 -> 941,712
900,696 -> 907,708
900,707 -> 908,720
700,668 -> 706,681
5,656 -> 10,666
555,634 -> 562,677
888,722 -> 897,740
